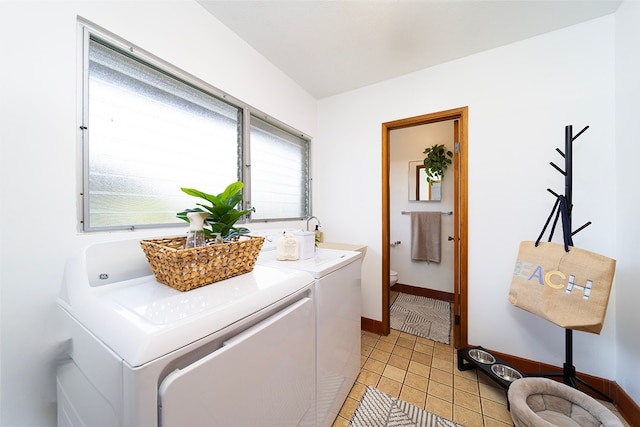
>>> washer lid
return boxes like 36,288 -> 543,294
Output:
58,264 -> 314,367
257,248 -> 361,278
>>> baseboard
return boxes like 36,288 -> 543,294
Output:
614,383 -> 640,427
391,282 -> 454,302
361,317 -> 384,335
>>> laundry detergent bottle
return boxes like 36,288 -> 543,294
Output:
185,212 -> 208,248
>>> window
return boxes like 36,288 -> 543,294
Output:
80,23 -> 310,231
249,117 -> 309,220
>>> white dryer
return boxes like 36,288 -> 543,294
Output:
56,238 -> 316,427
257,246 -> 362,427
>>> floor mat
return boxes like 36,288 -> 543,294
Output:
349,386 -> 464,427
390,293 -> 451,344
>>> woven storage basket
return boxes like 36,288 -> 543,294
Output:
140,236 -> 265,292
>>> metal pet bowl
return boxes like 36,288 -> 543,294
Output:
491,364 -> 522,382
467,349 -> 496,364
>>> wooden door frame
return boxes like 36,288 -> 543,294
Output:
381,106 -> 468,348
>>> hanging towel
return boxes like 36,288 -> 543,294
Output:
410,211 -> 441,262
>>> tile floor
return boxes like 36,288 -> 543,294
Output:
332,295 -> 629,427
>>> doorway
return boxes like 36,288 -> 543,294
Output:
381,107 -> 468,349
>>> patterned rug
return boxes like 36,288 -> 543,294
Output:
349,386 -> 464,427
390,293 -> 451,344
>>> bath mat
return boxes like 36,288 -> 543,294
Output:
349,386 -> 464,427
390,293 -> 451,344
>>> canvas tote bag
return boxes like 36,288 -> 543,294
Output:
508,196 -> 616,334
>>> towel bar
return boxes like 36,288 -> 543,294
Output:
401,210 -> 452,215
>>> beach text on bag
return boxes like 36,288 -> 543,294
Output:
513,260 -> 593,299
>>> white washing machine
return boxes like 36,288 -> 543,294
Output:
56,238 -> 316,427
257,243 -> 362,427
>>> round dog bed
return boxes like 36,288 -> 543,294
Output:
508,377 -> 623,427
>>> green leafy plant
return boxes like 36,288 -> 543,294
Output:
177,181 -> 252,241
422,143 -> 453,184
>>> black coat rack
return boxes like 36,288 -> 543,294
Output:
534,125 -> 611,402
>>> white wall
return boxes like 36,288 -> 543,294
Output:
0,1 -> 316,425
614,0 -> 640,406
317,14 -> 620,385
389,122 -> 455,292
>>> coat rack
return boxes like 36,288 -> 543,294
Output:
534,124 -> 611,402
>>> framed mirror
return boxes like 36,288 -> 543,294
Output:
408,160 -> 441,201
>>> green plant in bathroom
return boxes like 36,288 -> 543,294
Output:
422,143 -> 453,184
177,181 -> 251,241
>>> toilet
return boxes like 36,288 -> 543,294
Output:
390,270 -> 398,286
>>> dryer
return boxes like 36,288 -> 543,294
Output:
56,238 -> 316,427
257,245 -> 362,427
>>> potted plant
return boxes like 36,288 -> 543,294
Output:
422,143 -> 453,184
177,181 -> 252,241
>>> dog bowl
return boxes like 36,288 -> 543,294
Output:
491,364 -> 522,382
467,348 -> 496,364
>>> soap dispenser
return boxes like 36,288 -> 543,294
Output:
314,224 -> 323,243
185,212 -> 208,248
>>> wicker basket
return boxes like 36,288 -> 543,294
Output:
140,236 -> 265,292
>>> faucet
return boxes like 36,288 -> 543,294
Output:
306,216 -> 321,231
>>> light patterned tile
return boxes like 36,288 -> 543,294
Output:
453,404 -> 484,427
454,366 -> 478,381
356,369 -> 381,387
404,371 -> 429,392
414,341 -> 435,355
337,396 -> 360,420
369,348 -> 391,363
481,398 -> 513,424
479,382 -> 508,404
400,385 -> 426,408
431,356 -> 453,373
408,360 -> 430,377
379,332 -> 399,344
363,357 -> 386,375
392,344 -> 413,359
331,415 -> 350,427
361,335 -> 378,348
426,395 -> 453,419
361,344 -> 374,358
428,379 -> 453,402
433,347 -> 454,361
377,376 -> 402,398
396,336 -> 415,349
375,339 -> 395,353
347,382 -> 367,401
411,351 -> 431,365
382,364 -> 406,383
387,353 -> 411,370
430,367 -> 453,387
399,331 -> 418,342
454,374 -> 480,394
454,388 -> 481,412
483,415 -> 515,427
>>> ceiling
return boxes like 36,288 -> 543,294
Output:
198,0 -> 621,99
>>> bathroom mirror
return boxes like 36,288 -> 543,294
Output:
408,160 -> 442,201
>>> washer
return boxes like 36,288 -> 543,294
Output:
257,243 -> 362,427
56,238 -> 316,427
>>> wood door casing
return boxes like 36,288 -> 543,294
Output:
381,107 -> 468,348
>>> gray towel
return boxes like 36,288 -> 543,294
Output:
410,212 -> 441,262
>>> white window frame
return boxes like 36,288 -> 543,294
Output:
78,19 -> 311,232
